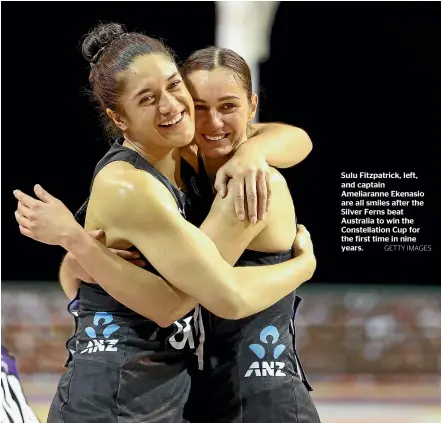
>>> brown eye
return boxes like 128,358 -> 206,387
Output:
221,103 -> 236,109
169,80 -> 182,90
195,105 -> 207,111
140,95 -> 153,104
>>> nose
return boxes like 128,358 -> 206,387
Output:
207,109 -> 223,130
159,92 -> 180,115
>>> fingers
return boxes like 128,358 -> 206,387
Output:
244,169 -> 270,223
296,224 -> 310,237
214,169 -> 229,198
14,211 -> 37,241
108,247 -> 146,267
245,169 -> 258,223
18,224 -> 37,240
129,259 -> 147,268
17,201 -> 30,218
233,179 -> 246,221
294,223 -> 316,278
34,184 -> 54,203
265,173 -> 272,214
256,170 -> 268,221
14,210 -> 30,229
14,196 -> 41,241
295,224 -> 312,243
87,229 -> 105,239
293,223 -> 313,253
110,249 -> 141,260
13,190 -> 40,209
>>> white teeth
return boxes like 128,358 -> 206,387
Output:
205,134 -> 226,141
159,112 -> 182,126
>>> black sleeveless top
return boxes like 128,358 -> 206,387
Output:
71,139 -> 202,358
181,155 -> 312,423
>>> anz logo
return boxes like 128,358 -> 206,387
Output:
245,326 -> 286,378
80,312 -> 120,354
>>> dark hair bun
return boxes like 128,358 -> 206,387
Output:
82,22 -> 126,64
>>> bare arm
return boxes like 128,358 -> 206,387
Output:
64,168 -> 314,320
247,122 -> 313,168
59,255 -> 81,300
59,174 -> 269,320
58,229 -> 146,300
214,122 -> 312,221
14,177 -> 315,325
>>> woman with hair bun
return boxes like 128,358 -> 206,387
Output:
14,22 -> 317,423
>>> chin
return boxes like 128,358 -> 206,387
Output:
166,136 -> 193,149
179,128 -> 196,147
200,144 -> 234,159
196,132 -> 245,159
166,127 -> 195,148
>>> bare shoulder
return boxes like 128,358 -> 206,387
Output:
94,161 -> 151,192
268,167 -> 289,190
247,167 -> 296,251
89,161 -> 179,226
266,167 -> 295,218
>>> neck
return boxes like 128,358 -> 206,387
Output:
202,154 -> 231,183
122,136 -> 182,188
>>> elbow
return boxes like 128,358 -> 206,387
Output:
155,304 -> 194,328
215,304 -> 243,321
126,307 -> 176,328
280,127 -> 313,168
149,313 -> 176,328
156,306 -> 191,328
156,317 -> 175,328
214,287 -> 250,321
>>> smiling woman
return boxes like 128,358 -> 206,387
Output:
13,21 -> 318,423
181,46 -> 258,159
84,26 -> 195,159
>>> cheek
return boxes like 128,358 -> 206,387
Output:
194,111 -> 212,131
226,113 -> 247,136
135,107 -> 156,128
194,113 -> 205,131
178,90 -> 193,109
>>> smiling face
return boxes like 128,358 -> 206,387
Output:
108,53 -> 195,151
186,67 -> 257,158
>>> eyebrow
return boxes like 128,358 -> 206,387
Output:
193,95 -> 240,103
133,72 -> 180,99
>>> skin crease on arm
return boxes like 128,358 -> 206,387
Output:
64,160 -> 313,326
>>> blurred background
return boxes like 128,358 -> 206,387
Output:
2,2 -> 440,422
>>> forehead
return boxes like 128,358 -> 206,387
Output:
187,68 -> 245,100
122,54 -> 178,92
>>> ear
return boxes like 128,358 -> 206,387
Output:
249,94 -> 259,122
106,108 -> 129,132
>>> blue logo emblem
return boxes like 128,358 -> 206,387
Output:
249,325 -> 286,360
85,312 -> 120,339
81,312 -> 120,354
245,325 -> 287,377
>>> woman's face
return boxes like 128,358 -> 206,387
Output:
109,54 -> 195,151
186,67 -> 257,159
